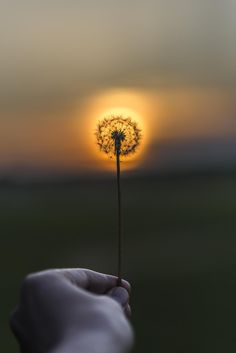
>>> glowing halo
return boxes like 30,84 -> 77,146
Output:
75,89 -> 153,171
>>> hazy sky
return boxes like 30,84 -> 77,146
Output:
0,0 -> 235,174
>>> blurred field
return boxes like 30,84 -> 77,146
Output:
1,172 -> 236,353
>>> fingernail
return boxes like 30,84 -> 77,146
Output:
121,279 -> 131,294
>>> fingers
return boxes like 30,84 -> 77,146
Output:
60,269 -> 132,319
108,286 -> 132,319
108,286 -> 129,306
124,304 -> 132,319
60,268 -> 131,295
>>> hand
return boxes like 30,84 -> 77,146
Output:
10,269 -> 134,353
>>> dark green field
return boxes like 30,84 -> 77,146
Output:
1,173 -> 236,353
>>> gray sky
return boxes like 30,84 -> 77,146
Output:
0,0 -> 235,109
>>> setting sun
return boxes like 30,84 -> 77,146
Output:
78,89 -> 152,171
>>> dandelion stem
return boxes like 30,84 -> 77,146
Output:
96,116 -> 141,287
116,146 -> 122,286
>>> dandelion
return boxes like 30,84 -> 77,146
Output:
96,115 -> 142,285
96,115 -> 141,159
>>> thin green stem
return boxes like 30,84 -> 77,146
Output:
116,148 -> 122,286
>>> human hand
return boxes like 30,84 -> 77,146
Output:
10,269 -> 134,353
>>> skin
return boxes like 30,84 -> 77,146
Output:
10,269 -> 134,353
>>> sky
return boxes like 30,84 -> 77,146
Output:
0,0 -> 235,176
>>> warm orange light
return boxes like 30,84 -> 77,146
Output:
77,89 -> 152,171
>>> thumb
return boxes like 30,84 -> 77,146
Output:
108,286 -> 129,307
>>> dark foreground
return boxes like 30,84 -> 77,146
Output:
1,172 -> 236,353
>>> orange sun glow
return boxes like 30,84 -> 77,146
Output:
77,89 -> 152,171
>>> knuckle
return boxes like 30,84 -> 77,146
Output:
20,270 -> 61,302
21,273 -> 45,298
22,274 -> 39,290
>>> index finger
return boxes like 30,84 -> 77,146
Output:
59,268 -> 131,294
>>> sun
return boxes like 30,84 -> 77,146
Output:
75,89 -> 152,171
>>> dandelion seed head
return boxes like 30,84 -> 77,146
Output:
96,115 -> 142,159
